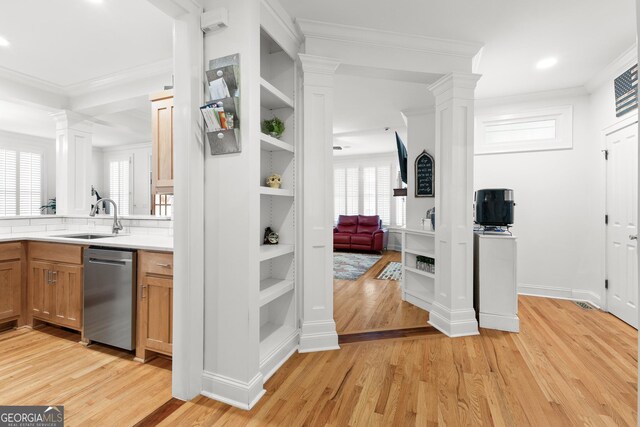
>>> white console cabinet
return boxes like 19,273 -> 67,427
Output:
473,233 -> 519,332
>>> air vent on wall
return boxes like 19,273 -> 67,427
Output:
614,64 -> 638,117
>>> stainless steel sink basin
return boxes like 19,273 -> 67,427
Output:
58,234 -> 115,240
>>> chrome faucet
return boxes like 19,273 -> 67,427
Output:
90,198 -> 124,235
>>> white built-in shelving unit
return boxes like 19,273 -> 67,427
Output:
258,28 -> 298,381
401,229 -> 436,311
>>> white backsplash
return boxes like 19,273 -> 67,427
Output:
0,216 -> 173,236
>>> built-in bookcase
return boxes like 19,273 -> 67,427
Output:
258,28 -> 298,381
401,229 -> 436,311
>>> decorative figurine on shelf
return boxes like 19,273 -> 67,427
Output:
266,174 -> 282,189
263,227 -> 279,245
261,116 -> 285,139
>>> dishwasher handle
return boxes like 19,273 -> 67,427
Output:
88,257 -> 131,266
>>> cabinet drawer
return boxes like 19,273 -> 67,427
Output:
139,251 -> 173,277
0,242 -> 23,261
29,242 -> 83,265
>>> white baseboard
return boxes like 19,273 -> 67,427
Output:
201,371 -> 265,410
479,312 -> 519,332
387,243 -> 402,252
428,302 -> 479,337
518,283 -> 602,308
260,330 -> 299,382
299,320 -> 340,353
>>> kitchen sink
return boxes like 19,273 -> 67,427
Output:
58,234 -> 116,240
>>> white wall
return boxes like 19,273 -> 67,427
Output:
474,51 -> 638,308
101,143 -> 152,215
402,109 -> 435,229
474,89 -> 605,305
0,130 -> 56,206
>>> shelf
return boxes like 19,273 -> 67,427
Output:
404,266 -> 436,279
260,322 -> 297,362
404,228 -> 435,237
260,78 -> 294,110
259,187 -> 294,197
260,133 -> 294,153
260,279 -> 295,307
404,287 -> 434,303
404,248 -> 435,259
260,244 -> 295,261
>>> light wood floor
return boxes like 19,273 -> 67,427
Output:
0,326 -> 172,426
160,296 -> 638,426
334,251 -> 428,334
1,296 -> 636,425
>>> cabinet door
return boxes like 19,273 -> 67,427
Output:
51,264 -> 83,330
140,274 -> 172,355
30,261 -> 54,320
0,260 -> 21,322
152,95 -> 174,194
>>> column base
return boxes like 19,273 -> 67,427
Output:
479,313 -> 519,333
201,372 -> 265,410
428,302 -> 479,337
299,320 -> 339,353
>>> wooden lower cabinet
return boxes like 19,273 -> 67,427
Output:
0,242 -> 24,327
136,251 -> 173,362
28,243 -> 84,332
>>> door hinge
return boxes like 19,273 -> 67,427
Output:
602,149 -> 609,160
605,214 -> 608,225
605,279 -> 609,289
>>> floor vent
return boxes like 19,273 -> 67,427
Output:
575,301 -> 595,310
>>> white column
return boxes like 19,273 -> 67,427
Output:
51,111 -> 93,216
298,54 -> 340,352
427,72 -> 481,337
171,3 -> 205,401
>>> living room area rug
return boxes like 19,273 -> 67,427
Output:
376,262 -> 402,281
333,253 -> 382,281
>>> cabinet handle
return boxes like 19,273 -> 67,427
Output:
46,271 -> 50,284
156,263 -> 171,268
52,271 -> 57,284
142,285 -> 147,299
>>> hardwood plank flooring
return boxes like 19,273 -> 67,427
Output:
160,296 -> 637,426
334,251 -> 429,334
0,326 -> 172,427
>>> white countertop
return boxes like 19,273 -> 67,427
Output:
0,231 -> 173,252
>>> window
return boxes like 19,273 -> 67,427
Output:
0,149 -> 43,217
19,152 -> 42,216
475,105 -> 573,155
154,194 -> 173,217
109,159 -> 131,216
334,163 -> 392,225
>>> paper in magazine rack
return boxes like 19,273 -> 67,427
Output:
203,53 -> 241,155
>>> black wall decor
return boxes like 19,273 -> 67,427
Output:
615,63 -> 638,118
415,150 -> 434,197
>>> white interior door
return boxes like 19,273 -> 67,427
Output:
606,121 -> 638,328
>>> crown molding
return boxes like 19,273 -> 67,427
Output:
298,54 -> 340,74
65,58 -> 173,97
475,86 -> 589,109
0,58 -> 172,101
585,43 -> 637,93
0,128 -> 55,143
0,66 -> 66,96
100,141 -> 152,153
296,19 -> 483,60
428,72 -> 482,98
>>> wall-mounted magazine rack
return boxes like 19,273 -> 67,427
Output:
203,53 -> 241,155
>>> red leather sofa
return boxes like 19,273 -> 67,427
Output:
333,215 -> 388,252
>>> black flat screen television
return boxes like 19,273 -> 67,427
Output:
395,132 -> 408,184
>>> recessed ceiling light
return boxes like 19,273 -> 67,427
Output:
0,36 -> 10,47
536,57 -> 557,70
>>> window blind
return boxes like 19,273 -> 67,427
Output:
19,152 -> 42,216
109,159 -> 131,216
0,150 -> 17,216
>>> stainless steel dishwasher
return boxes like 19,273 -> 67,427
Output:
84,247 -> 137,350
